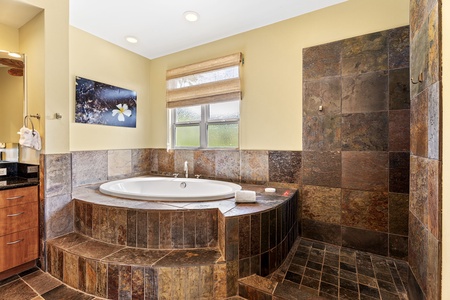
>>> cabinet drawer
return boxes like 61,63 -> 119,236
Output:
0,227 -> 39,273
0,186 -> 38,208
0,202 -> 39,236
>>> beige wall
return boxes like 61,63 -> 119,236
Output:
0,23 -> 19,50
149,0 -> 409,150
19,0 -> 69,156
442,0 -> 449,297
69,27 -> 152,151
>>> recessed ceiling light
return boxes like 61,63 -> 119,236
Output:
183,11 -> 199,22
125,36 -> 138,44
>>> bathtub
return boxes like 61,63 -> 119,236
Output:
99,177 -> 242,201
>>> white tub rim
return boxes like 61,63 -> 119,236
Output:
99,176 -> 242,202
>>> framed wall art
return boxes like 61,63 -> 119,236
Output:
75,76 -> 137,127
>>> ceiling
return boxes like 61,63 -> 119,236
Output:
1,0 -> 346,59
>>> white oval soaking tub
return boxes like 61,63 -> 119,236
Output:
99,177 -> 242,202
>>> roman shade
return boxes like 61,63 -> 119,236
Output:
166,52 -> 243,108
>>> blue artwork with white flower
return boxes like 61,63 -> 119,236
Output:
75,76 -> 137,127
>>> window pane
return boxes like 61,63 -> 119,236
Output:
208,124 -> 239,148
175,106 -> 201,123
209,101 -> 240,120
167,66 -> 239,90
175,126 -> 200,147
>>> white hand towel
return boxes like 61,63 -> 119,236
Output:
235,190 -> 256,203
19,127 -> 41,151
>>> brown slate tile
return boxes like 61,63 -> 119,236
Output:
126,210 -> 137,247
302,185 -> 341,224
136,211 -> 148,248
388,26 -> 410,70
144,267 -> 158,300
172,267 -> 187,299
302,151 -> 341,188
303,41 -> 342,80
301,219 -> 342,246
342,112 -> 388,151
342,31 -> 388,75
69,239 -> 124,260
389,110 -> 410,152
342,151 -> 389,192
428,159 -> 440,238
131,267 -> 145,300
102,247 -> 169,265
342,227 -> 388,257
388,69 -> 410,111
186,266 -> 200,299
47,232 -> 90,250
341,189 -> 389,232
85,259 -> 97,295
0,279 -> 39,300
342,71 -> 389,113
159,211 -> 172,249
154,248 -> 222,267
268,151 -> 302,185
388,193 -> 409,235
107,264 -> 119,300
409,156 -> 428,225
194,150 -> 216,178
303,115 -> 341,151
119,265 -> 132,299
303,76 -> 342,117
199,265 -> 214,298
115,208 -> 127,246
171,211 -> 184,248
96,262 -> 107,298
157,267 -> 172,299
63,252 -> 79,289
41,285 -> 94,300
239,215 -> 251,259
410,91 -> 428,157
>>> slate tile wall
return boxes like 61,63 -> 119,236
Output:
408,0 -> 441,298
302,26 -> 410,261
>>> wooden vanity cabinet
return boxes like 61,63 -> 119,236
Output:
0,186 -> 39,275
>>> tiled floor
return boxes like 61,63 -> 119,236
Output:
0,268 -> 101,300
267,238 -> 409,300
0,237 -> 409,300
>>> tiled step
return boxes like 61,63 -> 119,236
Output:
47,232 -> 229,299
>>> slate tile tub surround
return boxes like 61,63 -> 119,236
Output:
46,183 -> 298,299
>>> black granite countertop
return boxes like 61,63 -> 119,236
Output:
0,176 -> 39,190
0,162 -> 39,190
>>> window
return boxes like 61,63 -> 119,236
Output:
166,53 -> 242,149
171,100 -> 240,148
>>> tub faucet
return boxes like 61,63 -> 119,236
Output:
184,161 -> 189,178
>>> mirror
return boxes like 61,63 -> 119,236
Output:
0,50 -> 24,145
0,50 -> 23,161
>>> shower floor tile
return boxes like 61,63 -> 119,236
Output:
267,237 -> 409,299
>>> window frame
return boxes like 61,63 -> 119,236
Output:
170,102 -> 240,149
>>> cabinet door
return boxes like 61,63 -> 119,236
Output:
0,186 -> 38,208
0,227 -> 39,272
0,202 -> 39,236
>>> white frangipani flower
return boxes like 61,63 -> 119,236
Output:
112,103 -> 132,121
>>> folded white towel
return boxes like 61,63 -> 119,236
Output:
235,190 -> 256,203
19,126 -> 41,151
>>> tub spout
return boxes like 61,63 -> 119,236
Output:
184,161 -> 188,178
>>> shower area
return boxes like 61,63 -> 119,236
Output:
299,0 -> 441,296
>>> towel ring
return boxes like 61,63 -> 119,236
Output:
23,115 -> 36,136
